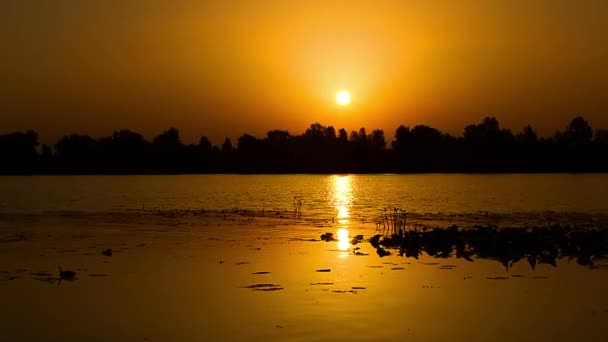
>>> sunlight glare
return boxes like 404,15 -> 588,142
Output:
333,176 -> 353,251
337,205 -> 349,220
333,176 -> 353,224
336,90 -> 351,106
337,228 -> 350,251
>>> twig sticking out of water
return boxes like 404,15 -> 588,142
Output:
293,196 -> 304,217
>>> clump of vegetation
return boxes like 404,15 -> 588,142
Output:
377,207 -> 407,236
320,232 -> 336,242
370,224 -> 608,269
350,234 -> 364,245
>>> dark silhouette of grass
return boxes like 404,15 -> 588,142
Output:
377,207 -> 407,236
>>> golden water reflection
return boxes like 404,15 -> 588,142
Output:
332,176 -> 353,251
337,205 -> 349,221
337,228 -> 350,251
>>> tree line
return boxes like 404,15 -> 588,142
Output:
1,116 -> 607,174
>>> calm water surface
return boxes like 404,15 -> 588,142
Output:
1,174 -> 607,341
0,174 -> 608,214
1,174 -> 608,226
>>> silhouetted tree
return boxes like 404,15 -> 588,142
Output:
151,128 -> 184,172
391,125 -> 413,170
1,115 -> 607,174
221,138 -> 233,153
370,129 -> 386,150
326,126 -> 337,140
153,128 -> 181,150
463,117 -> 516,171
266,130 -> 290,144
97,130 -> 150,172
41,144 -> 53,160
514,125 -> 540,171
563,116 -> 593,145
516,125 -> 538,145
595,129 -> 608,144
304,123 -> 326,138
237,134 -> 260,154
0,130 -> 39,173
198,136 -> 213,154
392,125 -> 410,150
338,128 -> 348,143
54,134 -> 99,172
193,136 -> 214,171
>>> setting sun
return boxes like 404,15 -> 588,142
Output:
336,91 -> 351,106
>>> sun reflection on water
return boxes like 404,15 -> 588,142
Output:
333,176 -> 353,251
337,228 -> 350,251
337,205 -> 349,222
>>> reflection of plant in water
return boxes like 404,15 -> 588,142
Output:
377,207 -> 407,236
371,225 -> 608,269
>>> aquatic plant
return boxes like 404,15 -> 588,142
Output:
320,232 -> 336,242
377,207 -> 407,236
57,266 -> 76,284
350,234 -> 364,245
293,196 -> 304,217
370,224 -> 608,269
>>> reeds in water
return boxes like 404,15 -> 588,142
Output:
293,196 -> 304,217
377,207 -> 407,236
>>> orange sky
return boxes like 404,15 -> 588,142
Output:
2,0 -> 607,144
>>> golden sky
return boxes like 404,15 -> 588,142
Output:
2,0 -> 607,143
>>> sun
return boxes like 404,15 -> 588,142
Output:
336,90 -> 351,106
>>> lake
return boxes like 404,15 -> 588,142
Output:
1,174 -> 607,341
2,174 -> 608,221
